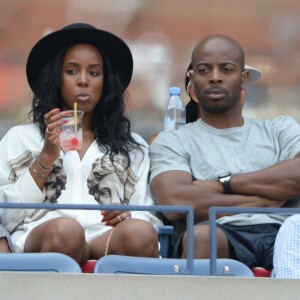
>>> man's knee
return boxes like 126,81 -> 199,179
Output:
181,224 -> 230,259
181,224 -> 210,258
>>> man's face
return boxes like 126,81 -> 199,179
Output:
191,37 -> 247,114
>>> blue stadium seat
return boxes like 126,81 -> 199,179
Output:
94,255 -> 254,277
0,252 -> 82,273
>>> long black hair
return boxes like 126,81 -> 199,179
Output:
28,43 -> 143,167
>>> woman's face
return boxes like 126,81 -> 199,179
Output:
60,43 -> 104,114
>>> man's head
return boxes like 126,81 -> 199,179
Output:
189,35 -> 248,116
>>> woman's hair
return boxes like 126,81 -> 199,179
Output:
28,43 -> 143,166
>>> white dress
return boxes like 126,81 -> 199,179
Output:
0,123 -> 162,252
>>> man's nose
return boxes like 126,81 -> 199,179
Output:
209,69 -> 223,84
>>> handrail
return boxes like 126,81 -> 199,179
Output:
0,202 -> 194,275
209,206 -> 300,275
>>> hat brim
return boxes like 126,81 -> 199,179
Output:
26,24 -> 133,94
244,64 -> 262,83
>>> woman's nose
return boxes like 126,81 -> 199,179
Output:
77,73 -> 88,87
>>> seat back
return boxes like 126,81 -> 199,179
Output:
156,225 -> 174,258
94,255 -> 254,277
0,252 -> 82,273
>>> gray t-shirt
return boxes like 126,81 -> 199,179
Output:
150,115 -> 300,226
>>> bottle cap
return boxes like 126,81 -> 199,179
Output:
169,87 -> 181,95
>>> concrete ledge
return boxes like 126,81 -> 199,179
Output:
0,272 -> 299,300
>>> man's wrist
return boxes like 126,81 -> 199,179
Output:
218,172 -> 233,194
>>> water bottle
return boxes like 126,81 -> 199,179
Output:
164,87 -> 186,131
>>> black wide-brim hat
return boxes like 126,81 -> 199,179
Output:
26,23 -> 133,94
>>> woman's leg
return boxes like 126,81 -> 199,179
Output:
89,219 -> 159,259
24,217 -> 90,265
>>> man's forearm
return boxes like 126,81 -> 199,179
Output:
230,157 -> 300,200
153,179 -> 276,222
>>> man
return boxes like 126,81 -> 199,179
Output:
149,34 -> 300,271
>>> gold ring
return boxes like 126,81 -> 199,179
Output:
46,127 -> 54,134
117,215 -> 122,223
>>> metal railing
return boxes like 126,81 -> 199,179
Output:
209,206 -> 300,275
0,202 -> 195,275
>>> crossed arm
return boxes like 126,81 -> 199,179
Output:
150,153 -> 300,223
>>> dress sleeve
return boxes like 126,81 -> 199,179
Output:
128,134 -> 163,227
0,126 -> 46,230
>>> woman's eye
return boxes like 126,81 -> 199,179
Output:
66,69 -> 76,75
90,71 -> 99,77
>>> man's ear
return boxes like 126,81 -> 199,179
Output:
241,70 -> 249,90
187,70 -> 199,104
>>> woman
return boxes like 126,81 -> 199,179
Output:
0,23 -> 162,264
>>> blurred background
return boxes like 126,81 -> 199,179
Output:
1,0 -> 300,141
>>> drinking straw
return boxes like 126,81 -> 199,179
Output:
74,102 -> 78,133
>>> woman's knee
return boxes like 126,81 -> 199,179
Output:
112,220 -> 159,257
25,217 -> 86,253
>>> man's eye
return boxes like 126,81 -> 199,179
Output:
224,67 -> 232,73
199,68 -> 208,73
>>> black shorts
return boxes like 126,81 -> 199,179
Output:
172,223 -> 280,271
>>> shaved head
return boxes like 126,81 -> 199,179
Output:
192,35 -> 245,70
189,34 -> 248,119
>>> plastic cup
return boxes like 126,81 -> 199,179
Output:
59,110 -> 84,151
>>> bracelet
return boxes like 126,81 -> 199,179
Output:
104,227 -> 116,256
30,166 -> 49,181
36,155 -> 53,172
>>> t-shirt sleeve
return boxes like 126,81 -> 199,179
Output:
273,116 -> 300,160
149,131 -> 191,182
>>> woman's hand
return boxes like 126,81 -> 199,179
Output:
43,109 -> 72,155
33,109 -> 72,175
101,203 -> 131,227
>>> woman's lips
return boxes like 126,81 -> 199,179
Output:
76,94 -> 90,101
